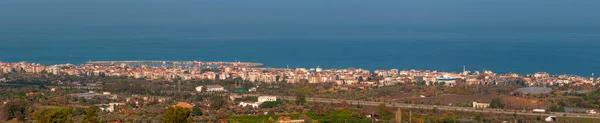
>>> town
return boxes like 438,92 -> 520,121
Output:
2,61 -> 597,86
1,60 -> 599,123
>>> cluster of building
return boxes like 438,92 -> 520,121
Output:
1,61 -> 598,87
237,96 -> 277,108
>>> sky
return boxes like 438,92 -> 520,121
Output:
0,0 -> 599,39
1,0 -> 600,75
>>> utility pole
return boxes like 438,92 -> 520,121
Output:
409,110 -> 412,123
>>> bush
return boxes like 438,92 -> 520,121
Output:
162,106 -> 191,123
37,108 -> 73,123
443,117 -> 455,123
549,105 -> 565,112
489,98 -> 504,108
261,100 -> 283,108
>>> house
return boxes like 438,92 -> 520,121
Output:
249,87 -> 257,92
206,85 -> 226,92
73,92 -> 111,99
97,103 -> 126,112
437,78 -> 456,87
229,94 -> 242,101
238,102 -> 259,108
545,116 -> 557,122
472,102 -> 490,109
587,109 -> 597,114
258,96 -> 277,103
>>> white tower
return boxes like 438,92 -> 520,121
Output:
593,73 -> 596,83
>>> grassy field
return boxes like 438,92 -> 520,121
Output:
305,110 -> 372,123
560,117 -> 598,123
227,110 -> 373,123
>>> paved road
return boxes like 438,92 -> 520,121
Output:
272,95 -> 600,119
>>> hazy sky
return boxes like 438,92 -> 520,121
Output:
1,0 -> 599,39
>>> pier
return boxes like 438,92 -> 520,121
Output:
86,60 -> 263,67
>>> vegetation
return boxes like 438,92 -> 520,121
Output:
489,98 -> 504,108
83,106 -> 99,123
0,99 -> 30,121
260,100 -> 283,108
191,106 -> 202,116
36,108 -> 73,123
1,71 -> 599,122
296,94 -> 306,105
162,106 -> 191,123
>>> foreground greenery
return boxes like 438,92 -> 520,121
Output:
227,109 -> 372,123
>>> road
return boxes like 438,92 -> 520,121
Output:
271,95 -> 600,119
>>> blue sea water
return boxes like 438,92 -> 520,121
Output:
1,28 -> 599,76
1,0 -> 600,76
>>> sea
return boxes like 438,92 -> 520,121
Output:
1,0 -> 599,76
1,28 -> 599,76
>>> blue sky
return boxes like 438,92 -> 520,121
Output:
1,0 -> 599,38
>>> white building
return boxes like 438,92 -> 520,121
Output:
437,78 -> 457,87
238,102 -> 259,108
472,102 -> 490,109
587,109 -> 597,114
534,72 -> 550,78
249,87 -> 257,92
205,85 -> 225,92
97,103 -> 126,112
545,116 -> 557,122
258,96 -> 277,103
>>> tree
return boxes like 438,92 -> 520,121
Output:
489,98 -> 504,108
99,73 -> 106,78
378,103 -> 391,115
314,104 -> 329,116
276,76 -> 281,82
338,101 -> 350,109
443,117 -> 455,123
394,109 -> 402,123
549,105 -> 565,112
162,106 -> 191,123
439,82 -> 446,86
83,106 -> 99,123
191,106 -> 202,116
0,99 -> 29,121
296,94 -> 306,105
210,97 -> 226,110
36,108 -> 73,123
358,76 -> 364,83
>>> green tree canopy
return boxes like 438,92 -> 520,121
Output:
36,108 -> 73,123
83,106 -> 99,123
489,98 -> 504,108
260,100 -> 283,108
162,106 -> 191,123
191,106 -> 202,116
210,97 -> 226,110
0,99 -> 29,121
296,94 -> 306,105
